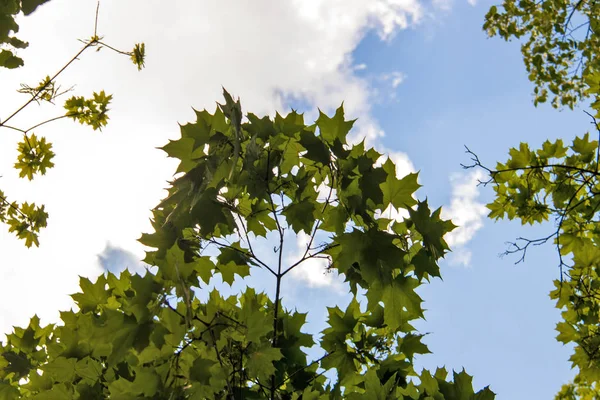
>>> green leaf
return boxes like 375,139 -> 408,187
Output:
399,333 -> 431,360
0,382 -> 19,400
130,42 -> 145,70
408,200 -> 453,258
216,242 -> 252,284
381,275 -> 423,330
282,199 -> 316,234
64,91 -> 113,131
571,133 -> 597,161
40,357 -> 76,382
246,344 -> 282,381
507,143 -> 532,169
412,248 -> 441,281
190,358 -> 217,384
419,369 -> 440,396
8,37 -> 27,49
21,0 -> 51,15
74,357 -> 103,385
381,158 -> 419,209
319,205 -> 349,234
217,261 -> 250,285
71,276 -> 109,313
161,137 -> 197,173
316,104 -> 355,145
299,130 -> 330,165
0,49 -> 23,69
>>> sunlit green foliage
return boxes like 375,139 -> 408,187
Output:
64,90 -> 113,131
467,69 -> 600,396
0,91 -> 494,399
481,0 -> 600,391
484,0 -> 600,108
556,375 -> 600,399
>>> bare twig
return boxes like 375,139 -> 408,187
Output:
93,1 -> 100,38
277,351 -> 334,387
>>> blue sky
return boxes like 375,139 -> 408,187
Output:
99,4 -> 589,393
2,0 -> 594,398
351,1 -> 593,397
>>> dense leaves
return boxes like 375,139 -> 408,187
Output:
1,92 -> 494,398
556,375 -> 600,399
484,0 -> 600,108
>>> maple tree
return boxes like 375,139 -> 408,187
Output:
556,376 -> 600,399
0,90 -> 494,399
0,0 -> 145,246
484,0 -> 600,108
474,1 -> 600,396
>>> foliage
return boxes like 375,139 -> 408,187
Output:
464,68 -> 600,395
483,0 -> 600,108
481,0 -> 600,392
0,91 -> 495,399
0,3 -> 145,247
556,375 -> 600,400
0,0 -> 51,69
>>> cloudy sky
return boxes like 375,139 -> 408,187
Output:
0,0 -> 593,398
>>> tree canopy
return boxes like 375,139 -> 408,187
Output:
473,0 -> 600,396
0,91 -> 494,399
6,0 -> 600,397
484,0 -> 600,108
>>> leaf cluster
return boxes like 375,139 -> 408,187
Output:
484,0 -> 600,108
64,90 -> 113,131
0,92 -> 495,398
555,375 -> 600,399
0,193 -> 47,247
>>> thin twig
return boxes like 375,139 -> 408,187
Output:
97,41 -> 131,56
583,110 -> 600,172
1,41 -> 96,128
564,0 -> 586,37
94,1 -> 100,37
265,149 -> 285,400
24,115 -> 72,133
277,351 -> 334,387
281,243 -> 339,277
208,237 -> 276,275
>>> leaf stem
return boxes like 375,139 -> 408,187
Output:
1,41 -> 95,128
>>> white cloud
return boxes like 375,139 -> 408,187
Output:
0,0 -> 443,334
441,170 -> 488,267
286,232 -> 344,290
382,71 -> 406,89
385,150 -> 416,177
432,0 -> 454,11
